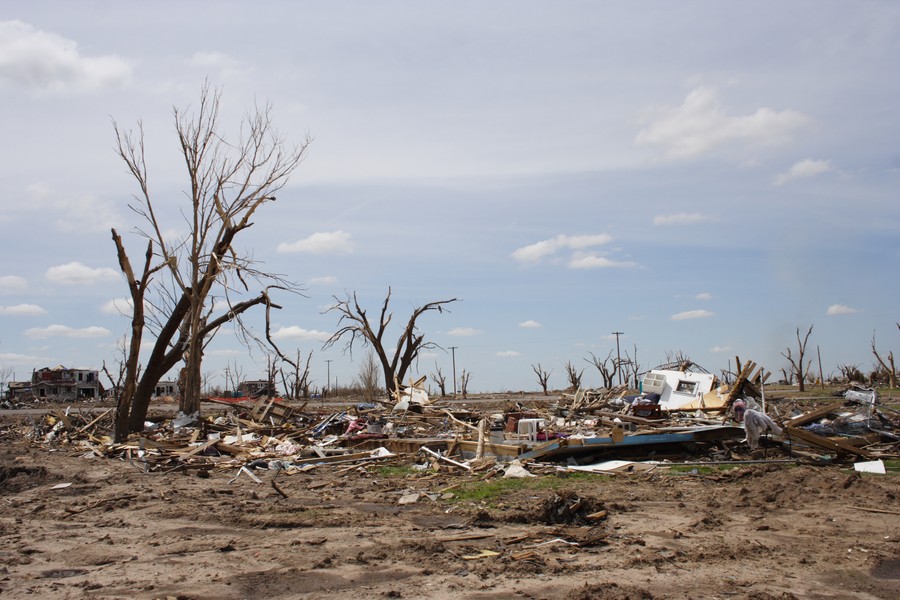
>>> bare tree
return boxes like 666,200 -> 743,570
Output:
266,355 -> 280,397
323,288 -> 457,397
563,360 -> 584,391
279,349 -> 313,399
111,83 -> 308,437
356,349 -> 383,402
663,350 -> 692,371
532,363 -> 552,395
779,367 -> 792,385
0,365 -> 15,399
459,369 -> 472,399
110,230 -> 167,441
871,332 -> 896,388
837,363 -> 865,383
781,325 -> 814,392
225,359 -> 244,393
623,344 -> 641,388
431,363 -> 447,398
585,351 -> 617,388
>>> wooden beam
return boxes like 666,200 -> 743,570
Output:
784,426 -> 871,458
784,402 -> 846,428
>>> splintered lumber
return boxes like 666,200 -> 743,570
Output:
76,408 -> 114,433
420,446 -> 472,470
594,410 -> 658,426
785,402 -> 847,428
291,451 -> 392,466
177,439 -> 218,459
785,426 -> 872,458
724,359 -> 759,405
457,440 -> 523,458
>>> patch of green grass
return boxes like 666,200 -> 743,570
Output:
665,464 -> 742,475
881,459 -> 900,474
374,465 -> 418,478
450,471 -> 600,504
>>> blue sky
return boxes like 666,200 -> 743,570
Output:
0,2 -> 898,393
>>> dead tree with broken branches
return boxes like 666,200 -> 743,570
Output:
431,364 -> 447,398
279,349 -> 313,399
323,288 -> 458,398
532,363 -> 552,395
781,325 -> 814,392
111,82 -> 308,438
459,369 -> 471,399
871,331 -> 897,388
623,344 -> 641,388
355,349 -> 381,402
585,351 -> 617,388
564,360 -> 584,391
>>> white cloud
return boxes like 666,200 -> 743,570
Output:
653,213 -> 714,226
511,234 -> 613,263
826,304 -> 858,316
0,275 -> 28,295
773,158 -> 832,186
0,303 -> 46,316
671,309 -> 715,320
270,326 -> 331,341
45,262 -> 119,285
22,183 -> 124,233
207,349 -> 241,357
101,297 -> 133,316
0,352 -> 40,363
309,276 -> 338,286
25,324 -> 111,339
518,320 -> 542,329
567,252 -> 637,269
0,20 -> 132,93
496,350 -> 521,357
695,292 -> 713,301
277,231 -> 354,255
710,345 -> 731,353
447,327 -> 481,337
635,86 -> 809,160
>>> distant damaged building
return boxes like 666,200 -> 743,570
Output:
31,365 -> 101,401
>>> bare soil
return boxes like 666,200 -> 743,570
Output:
0,409 -> 898,600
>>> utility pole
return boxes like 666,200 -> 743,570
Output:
449,346 -> 458,397
817,345 -> 824,389
612,331 -> 624,385
325,360 -> 332,394
224,366 -> 230,392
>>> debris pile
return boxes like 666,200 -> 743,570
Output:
9,360 -> 900,484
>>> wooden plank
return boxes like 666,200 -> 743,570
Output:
76,408 -> 114,433
291,451 -> 376,465
593,410 -> 658,425
784,402 -> 846,428
458,439 -> 523,458
176,439 -> 217,458
784,426 -> 871,458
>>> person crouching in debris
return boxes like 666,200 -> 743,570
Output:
731,398 -> 747,423
743,409 -> 783,450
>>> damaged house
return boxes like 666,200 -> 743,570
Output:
31,365 -> 101,401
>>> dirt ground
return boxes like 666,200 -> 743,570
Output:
0,406 -> 898,600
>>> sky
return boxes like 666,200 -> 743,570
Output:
0,1 -> 898,395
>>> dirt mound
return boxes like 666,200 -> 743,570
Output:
0,465 -> 48,493
538,490 -> 605,526
566,582 -> 656,599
